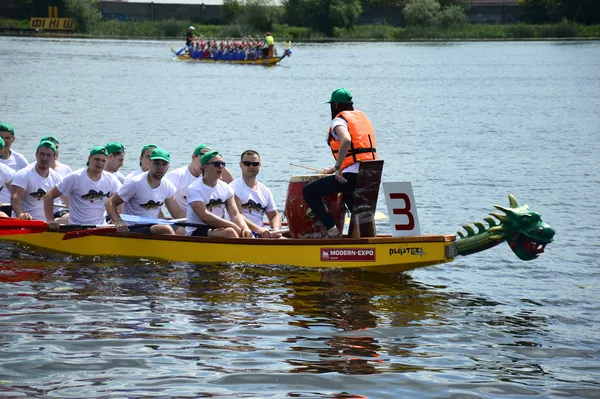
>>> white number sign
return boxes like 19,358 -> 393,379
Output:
382,182 -> 421,237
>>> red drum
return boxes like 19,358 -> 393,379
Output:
285,175 -> 344,239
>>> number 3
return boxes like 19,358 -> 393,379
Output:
390,193 -> 415,231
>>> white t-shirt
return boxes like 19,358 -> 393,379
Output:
229,177 -> 277,227
185,178 -> 233,235
111,170 -> 125,184
57,168 -> 122,225
118,171 -> 176,223
11,166 -> 62,221
125,167 -> 144,181
331,117 -> 359,174
55,162 -> 72,177
165,166 -> 199,212
0,163 -> 16,205
0,150 -> 28,172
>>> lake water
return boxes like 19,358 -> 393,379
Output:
1,37 -> 599,398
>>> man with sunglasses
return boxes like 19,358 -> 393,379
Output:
230,150 -> 283,238
185,150 -> 252,238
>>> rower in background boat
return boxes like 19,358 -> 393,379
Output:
10,140 -> 65,221
185,150 -> 252,238
43,145 -> 121,231
105,141 -> 126,184
105,148 -> 184,235
230,150 -> 283,238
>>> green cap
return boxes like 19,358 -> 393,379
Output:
150,148 -> 170,163
140,144 -> 157,157
201,150 -> 221,166
37,140 -> 57,155
89,146 -> 108,157
40,135 -> 59,145
0,137 -> 4,150
193,144 -> 211,156
0,123 -> 15,135
326,88 -> 353,104
105,141 -> 125,154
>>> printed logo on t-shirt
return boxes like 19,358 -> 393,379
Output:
242,199 -> 266,214
81,190 -> 112,203
206,198 -> 225,211
29,189 -> 47,200
140,200 -> 164,210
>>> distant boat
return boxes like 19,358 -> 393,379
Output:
170,45 -> 292,66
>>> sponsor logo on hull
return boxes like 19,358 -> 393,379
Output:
320,248 -> 376,262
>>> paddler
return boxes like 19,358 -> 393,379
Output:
302,88 -> 379,238
44,145 -> 121,229
0,123 -> 28,207
105,148 -> 184,235
104,141 -> 126,183
265,31 -> 275,57
125,143 -> 157,181
185,150 -> 252,238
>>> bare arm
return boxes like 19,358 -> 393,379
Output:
226,196 -> 252,238
333,125 -> 352,168
10,186 -> 30,220
266,209 -> 282,230
221,167 -> 234,184
105,193 -> 126,231
164,196 -> 185,219
43,186 -> 63,222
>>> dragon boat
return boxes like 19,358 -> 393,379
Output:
170,45 -> 292,66
0,195 -> 555,274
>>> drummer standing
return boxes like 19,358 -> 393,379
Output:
302,88 -> 379,238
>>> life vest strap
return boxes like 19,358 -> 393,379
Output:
332,147 -> 377,158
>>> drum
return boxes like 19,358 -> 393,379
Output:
285,175 -> 344,239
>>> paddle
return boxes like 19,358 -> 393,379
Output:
0,217 -> 106,236
289,163 -> 322,173
170,45 -> 186,56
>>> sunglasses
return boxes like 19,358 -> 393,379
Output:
206,161 -> 226,167
242,161 -> 260,167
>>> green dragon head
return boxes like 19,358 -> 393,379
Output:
456,194 -> 555,261
491,194 -> 555,260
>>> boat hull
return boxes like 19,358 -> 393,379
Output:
0,232 -> 456,273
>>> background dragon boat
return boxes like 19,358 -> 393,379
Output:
0,195 -> 555,273
170,45 -> 292,66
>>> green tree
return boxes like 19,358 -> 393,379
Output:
64,0 -> 101,33
283,0 -> 362,36
6,0 -> 34,19
403,0 -> 440,27
435,4 -> 467,28
518,0 -> 561,23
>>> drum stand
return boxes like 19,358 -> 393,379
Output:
346,160 -> 384,238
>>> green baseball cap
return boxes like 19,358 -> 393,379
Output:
40,135 -> 59,145
0,123 -> 15,135
200,150 -> 221,166
37,140 -> 57,155
0,137 -> 4,150
105,141 -> 125,154
140,144 -> 157,157
193,144 -> 211,156
326,88 -> 353,104
150,148 -> 170,163
89,146 -> 108,157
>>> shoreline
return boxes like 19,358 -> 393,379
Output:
2,31 -> 599,43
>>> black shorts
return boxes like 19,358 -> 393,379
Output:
191,224 -> 213,237
129,225 -> 153,235
0,205 -> 11,216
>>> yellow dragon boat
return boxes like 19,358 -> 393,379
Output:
170,45 -> 292,66
0,195 -> 555,273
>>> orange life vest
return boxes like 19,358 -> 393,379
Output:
328,110 -> 378,171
